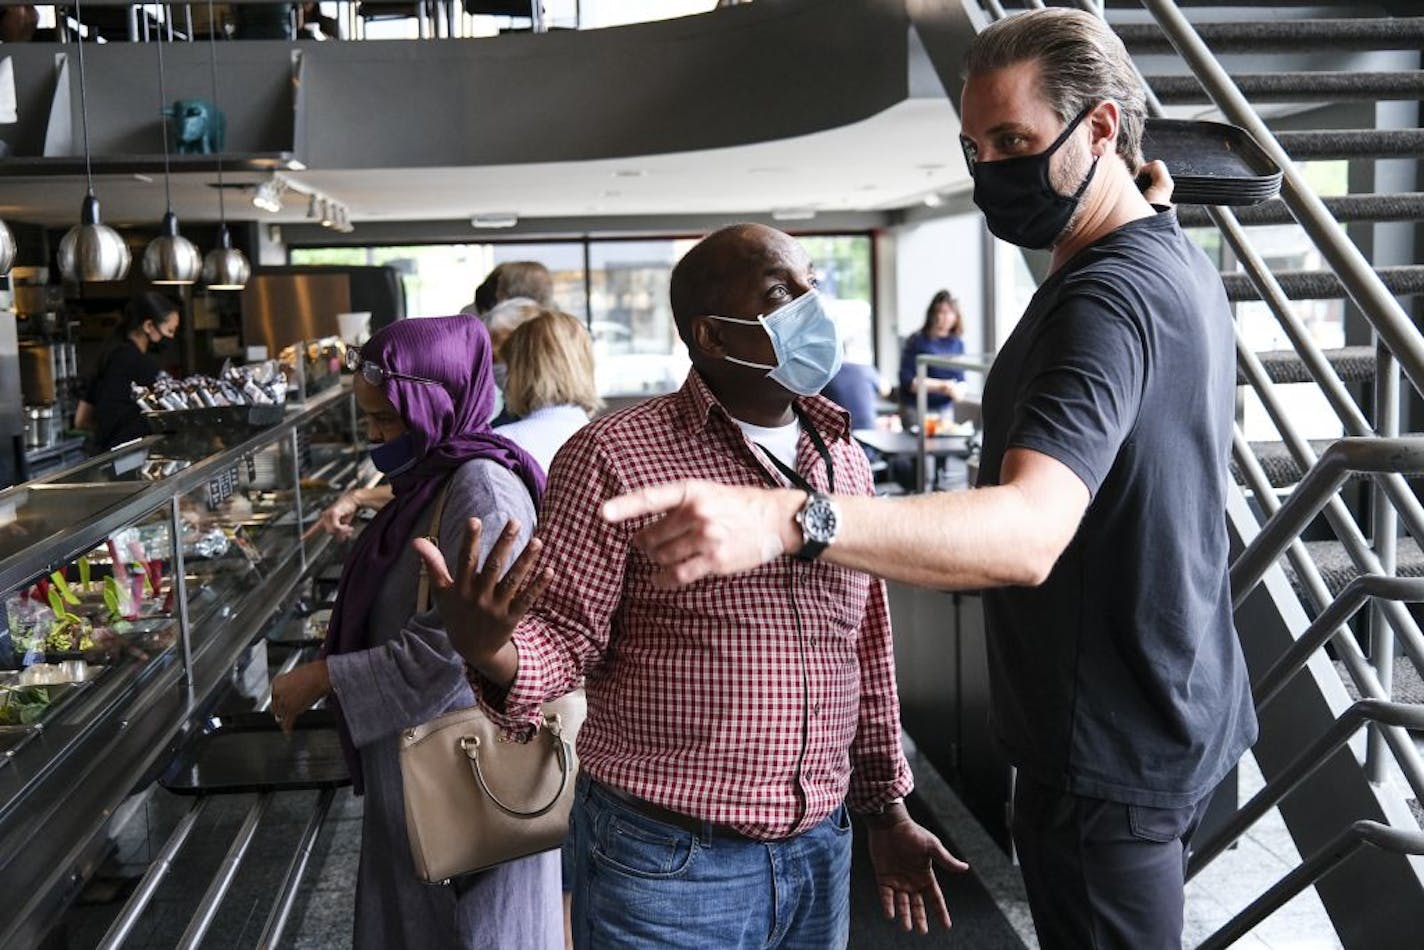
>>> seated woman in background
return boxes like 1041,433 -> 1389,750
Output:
897,289 -> 966,427
270,316 -> 561,950
495,309 -> 602,474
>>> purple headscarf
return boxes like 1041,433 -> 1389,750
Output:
323,315 -> 545,790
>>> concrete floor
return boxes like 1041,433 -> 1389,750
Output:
55,736 -> 1347,950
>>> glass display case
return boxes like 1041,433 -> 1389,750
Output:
0,384 -> 364,948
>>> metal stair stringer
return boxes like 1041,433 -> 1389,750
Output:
1226,487 -> 1424,946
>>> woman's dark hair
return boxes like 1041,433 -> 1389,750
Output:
921,290 -> 963,338
117,291 -> 179,338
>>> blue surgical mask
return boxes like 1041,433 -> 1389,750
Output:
369,432 -> 419,476
711,289 -> 844,397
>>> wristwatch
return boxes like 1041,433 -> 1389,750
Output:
794,491 -> 840,561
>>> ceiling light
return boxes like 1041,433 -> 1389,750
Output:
471,213 -> 518,229
771,208 -> 816,221
144,211 -> 202,286
202,224 -> 251,291
252,177 -> 283,214
58,0 -> 128,284
142,31 -> 199,286
200,0 -> 247,291
922,193 -> 944,208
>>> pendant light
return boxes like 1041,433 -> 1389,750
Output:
0,220 -> 15,276
199,0 -> 249,291
57,0 -> 130,284
142,17 -> 200,285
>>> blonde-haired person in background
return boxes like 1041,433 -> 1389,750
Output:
495,309 -> 602,474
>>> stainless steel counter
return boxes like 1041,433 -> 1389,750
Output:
0,386 -> 363,947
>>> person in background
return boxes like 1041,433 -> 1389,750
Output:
463,260 -> 555,316
75,291 -> 180,451
495,310 -> 602,474
497,260 -> 555,308
462,263 -> 504,317
896,291 -> 966,428
485,296 -> 545,356
416,223 -> 964,948
484,296 -> 546,426
821,346 -> 886,469
822,350 -> 883,433
270,316 -> 561,950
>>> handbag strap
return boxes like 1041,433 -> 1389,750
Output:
458,714 -> 575,819
416,481 -> 453,615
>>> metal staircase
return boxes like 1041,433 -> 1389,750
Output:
949,1 -> 1424,946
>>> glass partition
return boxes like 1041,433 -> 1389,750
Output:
1,500 -> 179,759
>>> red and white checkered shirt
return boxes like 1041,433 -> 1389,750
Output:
475,370 -> 912,840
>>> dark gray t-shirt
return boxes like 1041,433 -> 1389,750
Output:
977,210 -> 1256,808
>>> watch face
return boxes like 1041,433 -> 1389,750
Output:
804,499 -> 838,542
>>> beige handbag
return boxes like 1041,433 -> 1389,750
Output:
399,484 -> 587,883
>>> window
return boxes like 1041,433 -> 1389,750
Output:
291,242 -> 587,320
292,230 -> 877,399
800,235 -> 874,365
587,240 -> 692,397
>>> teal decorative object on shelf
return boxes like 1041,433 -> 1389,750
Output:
169,99 -> 225,155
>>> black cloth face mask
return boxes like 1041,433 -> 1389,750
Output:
967,105 -> 1100,250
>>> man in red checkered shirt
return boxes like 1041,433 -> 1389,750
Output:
417,224 -> 965,948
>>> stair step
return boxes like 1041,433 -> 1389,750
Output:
1117,18 -> 1424,54
1221,267 -> 1424,302
1286,539 -> 1424,601
1176,193 -> 1424,228
1148,71 -> 1424,104
1232,439 -> 1343,489
1276,129 -> 1424,160
1240,346 -> 1377,386
1333,656 -> 1424,704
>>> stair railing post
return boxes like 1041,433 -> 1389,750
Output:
1369,342 -> 1399,783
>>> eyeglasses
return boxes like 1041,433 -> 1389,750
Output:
345,348 -> 438,387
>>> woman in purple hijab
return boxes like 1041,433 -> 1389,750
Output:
271,316 -> 562,950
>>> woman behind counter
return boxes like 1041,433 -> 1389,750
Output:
270,316 -> 562,949
897,289 -> 966,427
75,292 -> 180,451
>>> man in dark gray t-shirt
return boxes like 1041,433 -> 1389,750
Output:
600,9 -> 1255,948
977,206 -> 1255,813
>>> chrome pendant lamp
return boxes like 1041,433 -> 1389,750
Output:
57,0 -> 130,284
142,20 -> 200,285
199,0 -> 249,291
0,220 -> 15,276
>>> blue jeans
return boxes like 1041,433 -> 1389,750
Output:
568,775 -> 852,949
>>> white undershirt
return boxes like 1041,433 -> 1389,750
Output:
733,416 -> 802,474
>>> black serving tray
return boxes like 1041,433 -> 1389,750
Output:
145,404 -> 284,435
1140,117 -> 1283,206
160,708 -> 350,794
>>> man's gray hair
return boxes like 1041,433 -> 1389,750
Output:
964,8 -> 1146,171
484,296 -> 544,336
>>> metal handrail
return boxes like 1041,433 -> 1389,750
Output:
1197,820 -> 1424,950
1230,437 -> 1424,606
913,352 -> 994,492
1252,575 -> 1424,710
1188,698 -> 1424,878
1233,340 -> 1424,683
1231,432 -> 1424,817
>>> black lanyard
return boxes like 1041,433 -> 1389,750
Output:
755,405 -> 835,494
